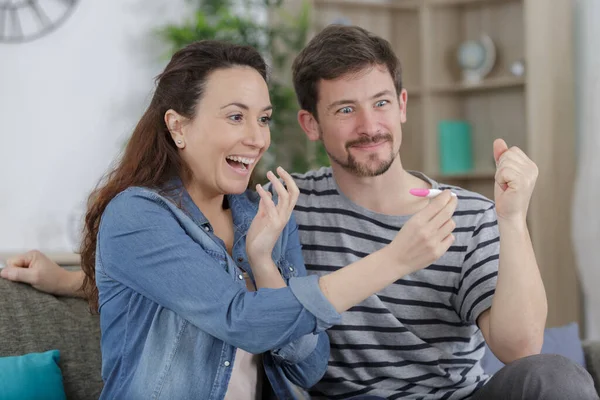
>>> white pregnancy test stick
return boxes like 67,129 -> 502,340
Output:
409,188 -> 457,198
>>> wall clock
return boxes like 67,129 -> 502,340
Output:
1,0 -> 79,44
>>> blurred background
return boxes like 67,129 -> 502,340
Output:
1,0 -> 599,336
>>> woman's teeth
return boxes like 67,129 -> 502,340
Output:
226,156 -> 255,165
226,155 -> 255,170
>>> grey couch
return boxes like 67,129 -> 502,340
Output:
0,272 -> 103,399
2,270 -> 600,399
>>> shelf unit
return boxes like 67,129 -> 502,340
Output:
310,0 -> 529,200
308,0 -> 580,328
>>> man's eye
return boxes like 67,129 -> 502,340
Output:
375,100 -> 389,107
339,107 -> 353,114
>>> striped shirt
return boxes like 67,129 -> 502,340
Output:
288,167 -> 499,400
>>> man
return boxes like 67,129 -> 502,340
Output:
2,25 -> 597,399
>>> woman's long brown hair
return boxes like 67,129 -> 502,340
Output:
80,41 -> 268,312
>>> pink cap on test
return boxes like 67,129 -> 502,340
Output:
409,188 -> 430,197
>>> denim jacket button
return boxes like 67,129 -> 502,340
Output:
289,266 -> 294,271
237,257 -> 244,262
238,274 -> 244,280
203,226 -> 210,232
224,361 -> 230,367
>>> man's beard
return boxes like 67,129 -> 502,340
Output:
322,131 -> 397,177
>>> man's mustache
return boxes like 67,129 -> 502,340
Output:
346,133 -> 393,149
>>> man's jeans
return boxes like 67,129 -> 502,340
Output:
350,354 -> 598,400
472,353 -> 599,400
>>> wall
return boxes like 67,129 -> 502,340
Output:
515,0 -> 580,328
572,0 -> 600,339
0,1 -> 192,252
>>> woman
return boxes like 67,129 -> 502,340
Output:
82,40 -> 331,400
2,40 -> 458,400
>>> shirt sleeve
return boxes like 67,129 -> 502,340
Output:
96,189 -> 341,355
454,204 -> 500,324
270,216 -> 331,387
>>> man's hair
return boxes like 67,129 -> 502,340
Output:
292,24 -> 403,119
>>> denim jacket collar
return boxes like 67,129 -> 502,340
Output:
163,176 -> 258,234
95,182 -> 338,400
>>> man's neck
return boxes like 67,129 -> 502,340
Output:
330,158 -> 432,216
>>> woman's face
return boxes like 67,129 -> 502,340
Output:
169,66 -> 272,196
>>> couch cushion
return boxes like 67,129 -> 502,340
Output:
0,275 -> 103,399
0,349 -> 66,400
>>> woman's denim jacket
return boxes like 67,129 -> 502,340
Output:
95,182 -> 341,400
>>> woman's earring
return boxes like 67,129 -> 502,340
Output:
176,139 -> 184,148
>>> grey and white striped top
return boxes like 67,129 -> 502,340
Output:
288,167 -> 499,400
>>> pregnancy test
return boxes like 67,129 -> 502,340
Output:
409,188 -> 457,198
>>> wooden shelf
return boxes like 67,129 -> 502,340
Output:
310,0 -> 581,342
427,0 -> 521,7
406,87 -> 422,96
314,0 -> 520,8
429,77 -> 525,94
312,0 -> 420,11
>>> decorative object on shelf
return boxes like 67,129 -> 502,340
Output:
456,34 -> 496,84
438,120 -> 473,175
510,59 -> 526,77
0,0 -> 80,44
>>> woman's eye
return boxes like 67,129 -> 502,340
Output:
228,114 -> 243,122
259,116 -> 272,125
338,107 -> 353,114
375,100 -> 389,107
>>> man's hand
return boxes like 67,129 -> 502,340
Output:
493,139 -> 539,222
482,139 -> 546,363
0,250 -> 83,297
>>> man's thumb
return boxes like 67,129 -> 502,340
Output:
493,138 -> 508,164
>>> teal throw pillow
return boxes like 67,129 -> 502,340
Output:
0,349 -> 66,400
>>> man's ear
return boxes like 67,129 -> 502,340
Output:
165,109 -> 186,146
298,110 -> 320,142
398,89 -> 408,124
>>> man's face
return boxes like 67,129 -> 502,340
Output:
314,65 -> 407,177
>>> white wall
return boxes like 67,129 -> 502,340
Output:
572,0 -> 600,339
0,1 -> 192,252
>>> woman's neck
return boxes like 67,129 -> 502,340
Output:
185,180 -> 234,254
184,179 -> 227,222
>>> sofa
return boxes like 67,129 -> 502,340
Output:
1,267 -> 600,399
0,267 -> 103,399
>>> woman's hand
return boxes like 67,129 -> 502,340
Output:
246,166 -> 299,267
1,250 -> 85,297
389,190 -> 458,274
